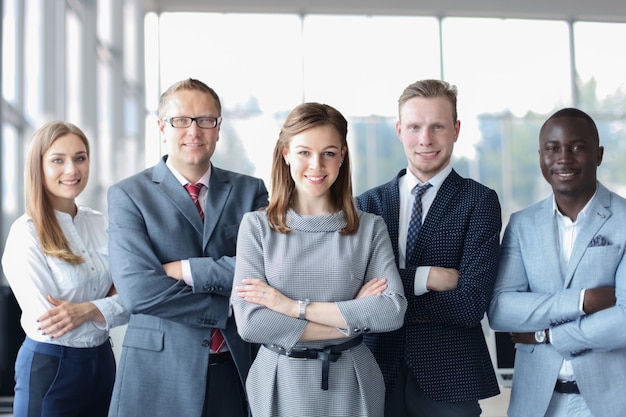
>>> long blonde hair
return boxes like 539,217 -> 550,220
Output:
266,102 -> 359,235
26,121 -> 90,264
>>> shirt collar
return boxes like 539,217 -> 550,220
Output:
404,164 -> 452,195
166,158 -> 211,187
551,184 -> 598,222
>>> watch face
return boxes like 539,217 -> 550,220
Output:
535,330 -> 546,343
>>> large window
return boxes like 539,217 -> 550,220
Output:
4,5 -> 626,253
149,13 -> 626,223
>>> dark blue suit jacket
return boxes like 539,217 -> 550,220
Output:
356,168 -> 501,402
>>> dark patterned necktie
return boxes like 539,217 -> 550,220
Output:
406,183 -> 432,260
184,183 -> 226,353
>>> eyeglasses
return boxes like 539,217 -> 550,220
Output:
163,116 -> 222,129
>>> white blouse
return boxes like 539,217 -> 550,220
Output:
2,206 -> 129,348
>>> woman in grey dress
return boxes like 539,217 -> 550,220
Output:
232,102 -> 407,417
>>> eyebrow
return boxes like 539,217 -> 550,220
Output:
47,150 -> 88,156
293,145 -> 340,150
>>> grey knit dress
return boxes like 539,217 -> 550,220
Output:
232,209 -> 407,417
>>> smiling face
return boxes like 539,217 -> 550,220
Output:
42,133 -> 89,214
158,89 -> 221,182
282,124 -> 346,213
396,96 -> 460,182
539,115 -> 603,206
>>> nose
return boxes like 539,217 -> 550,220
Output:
64,161 -> 78,174
186,120 -> 201,136
308,154 -> 321,169
417,129 -> 433,146
557,147 -> 575,163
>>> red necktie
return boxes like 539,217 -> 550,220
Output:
184,183 -> 226,353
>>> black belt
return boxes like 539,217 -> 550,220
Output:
209,350 -> 232,365
555,380 -> 580,394
264,335 -> 363,391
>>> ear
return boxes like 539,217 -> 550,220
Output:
395,120 -> 402,140
282,148 -> 290,165
597,145 -> 604,166
157,118 -> 167,142
453,120 -> 461,143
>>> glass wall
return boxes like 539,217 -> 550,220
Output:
1,0 -> 146,283
5,6 -> 624,250
3,3 -> 626,287
148,13 -> 626,225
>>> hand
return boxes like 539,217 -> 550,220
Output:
583,286 -> 616,314
37,295 -> 104,339
163,261 -> 183,280
355,278 -> 387,299
236,278 -> 297,317
426,267 -> 459,291
106,284 -> 117,296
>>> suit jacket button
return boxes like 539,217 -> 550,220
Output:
202,340 -> 210,347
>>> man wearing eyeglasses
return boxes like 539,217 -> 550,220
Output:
107,78 -> 269,417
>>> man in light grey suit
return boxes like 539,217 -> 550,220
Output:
107,78 -> 268,417
488,107 -> 626,417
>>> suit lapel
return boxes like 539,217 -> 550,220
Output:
422,170 -> 460,230
534,199 -> 565,287
152,157 -> 205,236
385,173 -> 403,265
203,166 -> 232,251
563,185 -> 611,288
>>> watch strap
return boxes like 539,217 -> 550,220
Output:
298,299 -> 310,320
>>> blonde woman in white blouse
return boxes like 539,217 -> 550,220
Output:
2,121 -> 128,417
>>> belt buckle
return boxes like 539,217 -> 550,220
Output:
286,347 -> 310,360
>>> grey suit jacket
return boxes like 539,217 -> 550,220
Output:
488,182 -> 626,417
107,157 -> 268,417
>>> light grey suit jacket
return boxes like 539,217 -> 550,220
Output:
488,183 -> 626,417
107,157 -> 268,417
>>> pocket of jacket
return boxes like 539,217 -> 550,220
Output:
122,327 -> 164,352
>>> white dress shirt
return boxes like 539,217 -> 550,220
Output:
552,189 -> 596,380
2,207 -> 128,348
165,158 -> 212,287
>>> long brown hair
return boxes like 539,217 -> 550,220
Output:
266,102 -> 359,235
26,121 -> 90,264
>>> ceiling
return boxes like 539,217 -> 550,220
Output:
144,0 -> 626,23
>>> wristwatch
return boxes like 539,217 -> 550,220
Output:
298,299 -> 310,320
534,329 -> 547,344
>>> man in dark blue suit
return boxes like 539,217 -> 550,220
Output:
356,79 -> 501,417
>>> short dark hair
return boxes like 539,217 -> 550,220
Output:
543,107 -> 599,144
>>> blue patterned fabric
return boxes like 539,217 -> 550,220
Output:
356,169 -> 502,403
406,183 -> 432,262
